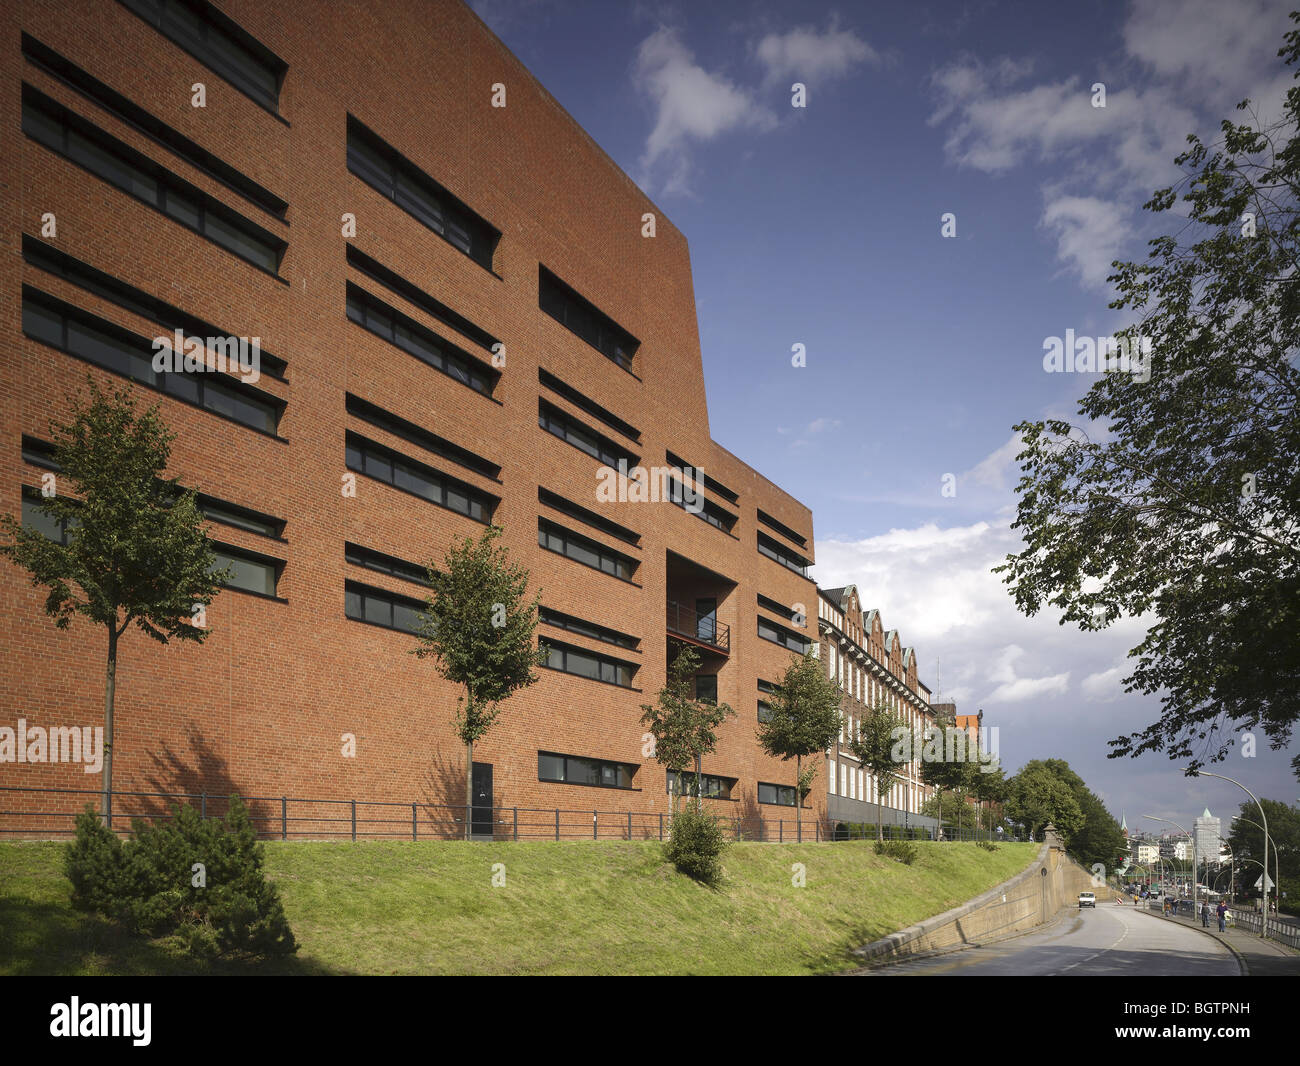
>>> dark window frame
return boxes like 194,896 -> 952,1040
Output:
538,266 -> 639,374
538,368 -> 641,442
344,579 -> 427,635
537,518 -> 637,583
537,487 -> 640,547
538,399 -> 638,469
345,432 -> 497,524
539,607 -> 639,651
345,542 -> 429,587
758,781 -> 799,807
539,637 -> 637,689
757,531 -> 811,577
346,393 -> 500,480
537,751 -> 638,791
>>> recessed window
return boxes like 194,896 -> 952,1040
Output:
538,368 -> 640,442
538,266 -> 639,372
757,531 -> 810,577
22,288 -> 283,436
347,117 -> 498,270
345,543 -> 428,586
538,400 -> 638,469
757,700 -> 774,724
666,475 -> 737,533
212,544 -> 280,597
539,607 -> 638,651
537,488 -> 639,546
694,674 -> 717,704
23,87 -> 285,274
757,508 -> 807,548
758,616 -> 811,654
346,394 -> 499,479
20,486 -> 73,544
758,782 -> 798,807
538,519 -> 636,582
667,771 -> 735,801
344,580 -> 425,634
539,638 -> 636,688
538,751 -> 637,790
346,433 -> 495,523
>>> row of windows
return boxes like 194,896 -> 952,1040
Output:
23,33 -> 287,217
758,782 -> 799,807
346,245 -> 497,352
757,531 -> 811,577
757,616 -> 811,654
538,752 -> 636,790
538,266 -> 639,372
344,580 -> 425,634
119,0 -> 287,113
22,289 -> 282,435
23,87 -> 285,274
539,607 -> 638,651
757,594 -> 802,626
347,116 -> 498,270
665,450 -> 739,506
345,543 -> 428,587
346,393 -> 500,480
538,368 -> 640,443
345,433 -> 496,524
538,400 -> 637,469
538,519 -> 636,582
347,285 -> 496,397
21,486 -> 282,598
757,508 -> 807,548
539,638 -> 636,688
666,476 -> 737,534
23,235 -> 287,380
538,487 -> 639,547
667,771 -> 735,801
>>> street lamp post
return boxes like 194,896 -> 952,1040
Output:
1233,814 -> 1281,925
1185,769 -> 1271,939
1144,815 -> 1197,923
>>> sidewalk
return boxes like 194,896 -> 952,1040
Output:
1140,904 -> 1300,975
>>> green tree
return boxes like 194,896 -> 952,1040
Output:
0,379 -> 226,824
413,525 -> 545,839
640,645 -> 735,812
995,18 -> 1300,778
1005,762 -> 1085,842
1225,798 -> 1300,901
918,709 -> 969,837
756,649 -> 841,839
847,701 -> 909,842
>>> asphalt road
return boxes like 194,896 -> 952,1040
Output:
868,903 -> 1241,976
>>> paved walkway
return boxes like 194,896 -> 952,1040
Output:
1135,903 -> 1300,976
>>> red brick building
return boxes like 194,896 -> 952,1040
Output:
0,0 -> 825,839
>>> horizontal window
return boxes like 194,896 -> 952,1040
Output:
197,495 -> 283,538
695,674 -> 717,703
757,678 -> 782,695
758,700 -> 774,724
345,433 -> 495,523
119,0 -> 286,113
757,508 -> 807,548
538,751 -> 636,790
667,771 -> 736,801
666,475 -> 737,533
539,607 -> 638,651
757,594 -> 803,625
538,368 -> 640,442
539,400 -> 638,469
23,87 -> 285,273
666,450 -> 739,505
344,580 -> 425,634
22,288 -> 283,435
537,487 -> 639,546
23,236 -> 287,378
347,116 -> 498,270
539,638 -> 636,688
345,542 -> 428,587
21,486 -> 74,544
758,616 -> 811,654
538,519 -> 636,582
539,266 -> 638,372
346,246 -> 497,352
22,35 -> 286,216
347,285 -> 496,397
212,542 -> 281,597
757,531 -> 811,577
346,394 -> 498,479
21,436 -> 59,470
758,782 -> 797,807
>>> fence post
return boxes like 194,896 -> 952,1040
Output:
281,797 -> 287,841
513,807 -> 518,842
659,812 -> 664,840
351,799 -> 357,841
555,808 -> 560,841
106,788 -> 112,830
412,802 -> 417,842
759,817 -> 764,843
201,791 -> 206,820
627,811 -> 632,841
780,820 -> 783,843
593,810 -> 597,840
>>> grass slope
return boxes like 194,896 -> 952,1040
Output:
0,839 -> 1037,975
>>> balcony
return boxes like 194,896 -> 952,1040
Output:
667,600 -> 730,654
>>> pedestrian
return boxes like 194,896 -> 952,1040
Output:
1201,902 -> 1210,928
1216,899 -> 1227,932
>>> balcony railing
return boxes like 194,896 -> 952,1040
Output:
667,600 -> 729,653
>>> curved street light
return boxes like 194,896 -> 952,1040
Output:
1185,768 -> 1272,939
1232,814 -> 1281,925
1144,814 -> 1198,920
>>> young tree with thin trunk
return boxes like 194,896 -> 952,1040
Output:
0,378 -> 226,824
640,645 -> 735,813
757,649 -> 841,839
413,525 -> 545,839
848,702 -> 910,842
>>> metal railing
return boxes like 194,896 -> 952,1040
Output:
666,600 -> 729,653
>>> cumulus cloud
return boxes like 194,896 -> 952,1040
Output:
1082,664 -> 1130,702
1039,195 -> 1132,290
754,16 -> 879,87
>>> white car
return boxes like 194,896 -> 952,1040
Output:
1079,892 -> 1096,908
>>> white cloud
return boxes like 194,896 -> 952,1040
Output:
634,27 -> 776,196
1040,195 -> 1132,290
1082,664 -> 1130,702
754,16 -> 878,86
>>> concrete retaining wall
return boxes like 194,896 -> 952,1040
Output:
853,830 -> 1098,966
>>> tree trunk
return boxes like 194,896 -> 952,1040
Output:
694,753 -> 703,814
101,625 -> 117,827
465,736 -> 473,842
876,777 -> 884,843
795,753 -> 802,843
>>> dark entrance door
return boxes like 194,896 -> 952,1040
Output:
471,762 -> 493,839
695,597 -> 717,644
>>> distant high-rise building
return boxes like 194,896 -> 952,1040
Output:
1194,807 -> 1222,864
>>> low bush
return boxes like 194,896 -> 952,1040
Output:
976,840 -> 1000,852
64,795 -> 296,959
664,806 -> 727,885
874,839 -> 918,865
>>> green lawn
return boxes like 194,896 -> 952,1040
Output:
0,838 -> 1037,975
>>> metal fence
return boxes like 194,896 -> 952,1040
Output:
0,784 -> 1029,845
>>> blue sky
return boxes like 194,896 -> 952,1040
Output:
473,0 -> 1300,845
